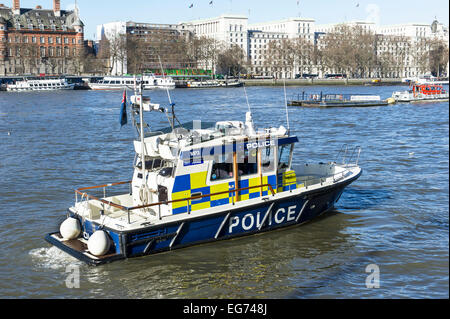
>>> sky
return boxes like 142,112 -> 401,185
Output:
14,0 -> 450,40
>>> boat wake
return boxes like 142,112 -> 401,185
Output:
29,246 -> 82,270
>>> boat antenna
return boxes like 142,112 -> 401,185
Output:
283,79 -> 290,134
158,56 -> 175,132
158,56 -> 173,106
243,84 -> 251,114
138,77 -> 146,175
158,55 -> 185,135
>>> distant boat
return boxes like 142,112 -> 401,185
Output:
288,92 -> 395,107
186,79 -> 243,88
6,77 -> 75,92
88,74 -> 175,90
402,74 -> 449,85
392,83 -> 449,102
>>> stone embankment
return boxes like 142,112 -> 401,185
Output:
242,78 -> 405,86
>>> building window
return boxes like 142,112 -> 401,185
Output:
48,37 -> 53,44
40,37 -> 45,44
32,36 -> 36,43
56,37 -> 61,44
64,37 -> 68,44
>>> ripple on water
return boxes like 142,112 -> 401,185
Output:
0,87 -> 448,298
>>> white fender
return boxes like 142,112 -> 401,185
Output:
60,217 -> 81,240
87,230 -> 111,256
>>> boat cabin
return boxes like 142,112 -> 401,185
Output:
128,118 -> 298,219
412,84 -> 446,96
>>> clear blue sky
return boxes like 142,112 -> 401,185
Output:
16,0 -> 450,40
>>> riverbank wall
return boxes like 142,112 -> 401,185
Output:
242,78 -> 406,86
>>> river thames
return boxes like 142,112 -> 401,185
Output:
0,84 -> 448,299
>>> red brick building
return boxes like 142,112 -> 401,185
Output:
0,0 -> 85,75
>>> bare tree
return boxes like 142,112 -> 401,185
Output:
216,44 -> 246,76
318,24 -> 377,78
290,36 -> 315,77
266,38 -> 294,78
126,34 -> 147,74
428,38 -> 449,76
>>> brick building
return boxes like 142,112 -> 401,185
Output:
0,0 -> 85,76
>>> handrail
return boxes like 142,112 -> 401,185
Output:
74,189 -> 129,211
77,180 -> 132,192
128,183 -> 276,211
335,144 -> 348,164
74,163 -> 360,223
75,182 -> 276,217
347,146 -> 362,166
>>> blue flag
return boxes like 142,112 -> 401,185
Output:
120,90 -> 127,127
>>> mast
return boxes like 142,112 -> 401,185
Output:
138,78 -> 146,176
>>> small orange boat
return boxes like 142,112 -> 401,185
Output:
392,83 -> 449,102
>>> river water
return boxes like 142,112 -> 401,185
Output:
0,85 -> 448,299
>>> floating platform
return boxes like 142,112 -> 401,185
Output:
287,92 -> 395,107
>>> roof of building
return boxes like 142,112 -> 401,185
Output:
0,7 -> 83,32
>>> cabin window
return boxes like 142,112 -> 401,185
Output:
210,154 -> 233,181
158,185 -> 168,202
237,148 -> 258,176
262,146 -> 275,173
136,158 -> 162,170
278,144 -> 293,169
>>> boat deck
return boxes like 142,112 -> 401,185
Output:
45,233 -> 124,265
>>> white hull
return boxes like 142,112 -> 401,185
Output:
6,78 -> 75,92
89,84 -> 175,90
187,80 -> 242,88
6,85 -> 75,92
88,75 -> 175,91
392,91 -> 449,102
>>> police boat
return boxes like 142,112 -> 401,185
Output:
45,84 -> 362,265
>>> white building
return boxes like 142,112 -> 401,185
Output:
180,14 -> 249,54
96,14 -> 449,78
96,21 -> 127,75
315,20 -> 377,33
250,17 -> 315,40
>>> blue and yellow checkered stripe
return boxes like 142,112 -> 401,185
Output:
171,173 -> 278,215
277,170 -> 298,192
